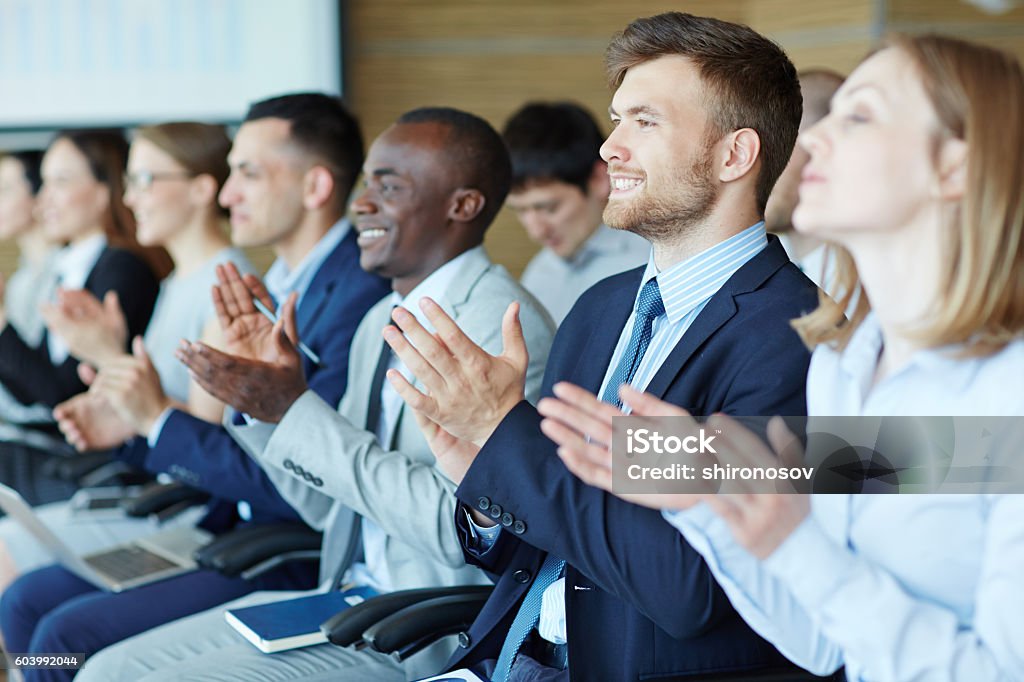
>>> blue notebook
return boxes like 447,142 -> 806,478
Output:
416,672 -> 488,682
225,586 -> 378,653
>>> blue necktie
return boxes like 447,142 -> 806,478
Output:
491,278 -> 665,681
600,278 -> 665,408
492,555 -> 566,682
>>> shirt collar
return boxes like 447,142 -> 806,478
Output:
53,233 -> 107,290
571,224 -> 632,262
263,219 -> 350,306
636,222 -> 768,324
391,245 -> 483,328
840,311 -> 982,394
837,312 -> 885,401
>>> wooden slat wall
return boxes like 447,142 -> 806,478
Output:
889,0 -> 1024,62
2,0 -> 1021,280
345,0 -> 746,276
345,0 -> 880,277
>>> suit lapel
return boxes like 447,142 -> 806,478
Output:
569,269 -> 643,394
643,293 -> 738,400
295,229 -> 356,341
643,236 -> 792,401
390,248 -> 493,446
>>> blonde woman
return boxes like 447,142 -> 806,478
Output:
543,35 -> 1024,681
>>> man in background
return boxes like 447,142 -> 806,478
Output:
504,102 -> 648,323
765,69 -> 844,295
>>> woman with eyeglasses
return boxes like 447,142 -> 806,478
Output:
543,34 -> 1024,681
42,122 -> 253,416
0,122 -> 253,590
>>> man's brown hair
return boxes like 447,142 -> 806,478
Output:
606,12 -> 802,212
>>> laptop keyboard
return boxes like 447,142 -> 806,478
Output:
83,546 -> 179,582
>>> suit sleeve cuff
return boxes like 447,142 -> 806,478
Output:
147,407 -> 176,447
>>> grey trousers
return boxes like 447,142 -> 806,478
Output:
77,588 -> 454,681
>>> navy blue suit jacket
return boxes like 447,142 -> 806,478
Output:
449,237 -> 821,681
118,229 -> 391,530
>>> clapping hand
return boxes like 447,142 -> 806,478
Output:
40,288 -> 127,368
540,382 -> 811,559
176,285 -> 307,423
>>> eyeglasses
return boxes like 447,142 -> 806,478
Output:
123,170 -> 196,192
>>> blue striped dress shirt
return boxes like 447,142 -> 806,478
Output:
595,222 -> 769,410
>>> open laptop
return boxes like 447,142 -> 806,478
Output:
0,482 -> 212,593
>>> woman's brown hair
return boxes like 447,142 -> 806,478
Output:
55,129 -> 173,278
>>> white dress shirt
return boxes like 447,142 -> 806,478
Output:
344,246 -> 480,593
520,224 -> 650,324
666,313 -> 1024,681
0,248 -> 60,423
46,233 -> 107,364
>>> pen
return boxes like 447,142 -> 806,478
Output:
251,297 -> 322,366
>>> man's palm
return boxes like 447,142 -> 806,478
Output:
220,311 -> 278,361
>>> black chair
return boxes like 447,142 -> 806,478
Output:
320,585 -> 493,655
120,480 -> 211,523
321,586 -> 843,681
193,522 -> 323,580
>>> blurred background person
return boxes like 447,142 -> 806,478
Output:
503,101 -> 649,323
0,130 -> 165,507
0,130 -> 164,409
0,122 -> 254,592
0,151 -> 60,425
0,151 -> 56,351
765,69 -> 845,296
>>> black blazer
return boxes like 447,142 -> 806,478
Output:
0,246 -> 160,407
449,237 -> 822,681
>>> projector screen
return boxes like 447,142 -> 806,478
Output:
0,0 -> 342,129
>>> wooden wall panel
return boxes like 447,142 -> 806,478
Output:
4,1 -> 1021,284
350,0 -> 745,42
344,0 -> 885,276
0,243 -> 16,277
745,0 -> 875,34
345,0 -> 745,276
889,0 -> 1024,23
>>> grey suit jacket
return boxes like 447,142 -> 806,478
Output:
229,247 -> 555,593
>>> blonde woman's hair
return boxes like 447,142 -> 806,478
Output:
793,34 -> 1024,356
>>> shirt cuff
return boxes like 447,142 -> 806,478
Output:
147,408 -> 175,448
663,502 -> 717,532
464,509 -> 502,551
763,514 -> 856,610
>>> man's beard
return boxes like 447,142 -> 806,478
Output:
603,144 -> 718,242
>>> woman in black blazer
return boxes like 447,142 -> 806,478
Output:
0,130 -> 165,408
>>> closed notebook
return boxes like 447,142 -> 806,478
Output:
225,585 -> 378,654
415,671 -> 488,682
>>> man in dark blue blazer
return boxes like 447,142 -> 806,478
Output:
382,13 -> 826,682
0,94 -> 389,682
